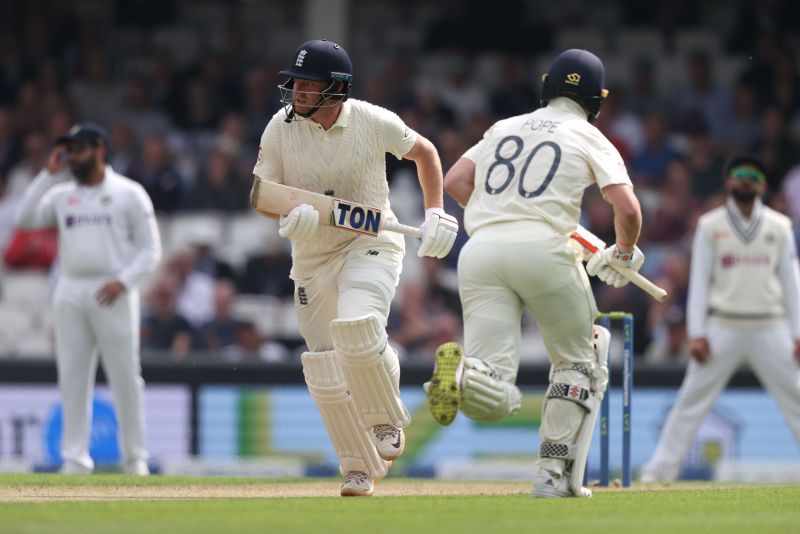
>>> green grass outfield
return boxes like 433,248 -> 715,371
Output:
0,474 -> 798,533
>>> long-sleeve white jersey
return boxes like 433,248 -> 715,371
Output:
253,99 -> 416,279
14,166 -> 162,289
687,197 -> 800,338
461,97 -> 632,237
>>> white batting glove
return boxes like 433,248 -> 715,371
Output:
585,244 -> 645,289
418,208 -> 458,258
278,204 -> 319,241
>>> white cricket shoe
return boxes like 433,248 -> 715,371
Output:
533,468 -> 592,498
123,460 -> 150,476
639,465 -> 673,483
373,424 -> 405,461
59,460 -> 92,475
340,471 -> 374,497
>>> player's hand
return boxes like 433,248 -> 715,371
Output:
586,244 -> 645,288
689,338 -> 710,364
46,146 -> 67,175
96,281 -> 126,306
278,204 -> 318,241
418,207 -> 458,258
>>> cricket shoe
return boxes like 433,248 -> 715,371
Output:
123,460 -> 150,476
532,468 -> 592,498
425,342 -> 463,425
373,424 -> 405,461
341,471 -> 374,497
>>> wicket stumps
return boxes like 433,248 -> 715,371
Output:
597,311 -> 633,487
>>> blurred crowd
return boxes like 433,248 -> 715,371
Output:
0,0 -> 799,364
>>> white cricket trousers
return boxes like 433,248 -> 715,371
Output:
293,245 -> 403,352
644,319 -> 800,480
53,276 -> 148,471
458,220 -> 598,381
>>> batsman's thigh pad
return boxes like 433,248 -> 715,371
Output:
330,314 -> 411,429
302,351 -> 388,480
461,357 -> 522,422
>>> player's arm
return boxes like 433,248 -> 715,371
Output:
403,135 -> 444,210
686,220 -> 714,363
443,157 -> 476,208
251,118 -> 285,222
601,183 -> 642,251
776,222 -> 800,363
14,146 -> 66,229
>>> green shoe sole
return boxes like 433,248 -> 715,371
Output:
428,342 -> 463,425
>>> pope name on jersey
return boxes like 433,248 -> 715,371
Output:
463,98 -> 631,237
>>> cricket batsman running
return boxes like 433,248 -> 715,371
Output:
425,49 -> 646,498
252,39 -> 457,496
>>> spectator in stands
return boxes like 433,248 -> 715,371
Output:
683,114 -> 726,200
195,280 -> 238,354
630,112 -> 680,189
165,248 -> 215,328
718,82 -> 762,153
128,134 -> 188,212
108,122 -> 139,177
673,50 -> 730,139
191,145 -> 249,212
489,55 -> 539,119
119,77 -> 172,138
223,319 -> 289,363
141,274 -> 193,359
237,241 -> 293,298
0,106 -> 21,169
6,130 -> 48,200
626,58 -> 666,117
750,106 -> 800,188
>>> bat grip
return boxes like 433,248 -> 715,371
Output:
381,220 -> 423,239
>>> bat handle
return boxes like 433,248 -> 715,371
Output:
381,220 -> 423,239
614,265 -> 668,302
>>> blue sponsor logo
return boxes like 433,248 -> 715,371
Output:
65,214 -> 112,228
333,200 -> 381,235
45,396 -> 121,465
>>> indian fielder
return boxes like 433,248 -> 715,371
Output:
252,39 -> 458,496
425,49 -> 646,498
641,155 -> 800,482
15,123 -> 161,475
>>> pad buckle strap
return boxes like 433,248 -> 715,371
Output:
546,383 -> 592,410
539,441 -> 576,460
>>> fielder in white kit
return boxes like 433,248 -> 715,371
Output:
425,49 -> 646,498
641,155 -> 800,482
253,39 -> 457,496
15,123 -> 161,475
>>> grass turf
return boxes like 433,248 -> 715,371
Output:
0,475 -> 797,534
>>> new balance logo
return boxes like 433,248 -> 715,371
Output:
297,286 -> 308,305
366,250 -> 379,256
324,189 -> 334,196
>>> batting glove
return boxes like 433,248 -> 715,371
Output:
418,207 -> 458,258
278,204 -> 319,241
585,244 -> 645,289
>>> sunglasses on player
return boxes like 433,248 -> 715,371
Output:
729,166 -> 766,183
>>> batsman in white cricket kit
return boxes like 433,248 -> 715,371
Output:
253,39 -> 457,497
641,156 -> 800,482
426,49 -> 646,498
15,123 -> 161,475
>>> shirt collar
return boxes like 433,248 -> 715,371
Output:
726,195 -> 763,223
548,97 -> 588,119
329,100 -> 351,130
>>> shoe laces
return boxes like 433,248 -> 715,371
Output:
344,471 -> 371,486
373,424 -> 400,441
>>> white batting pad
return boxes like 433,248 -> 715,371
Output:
301,351 -> 388,480
461,358 -> 522,422
329,314 -> 411,429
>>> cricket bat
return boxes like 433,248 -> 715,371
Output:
250,178 -> 422,238
570,225 -> 668,302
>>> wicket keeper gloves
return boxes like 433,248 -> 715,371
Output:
585,244 -> 645,289
418,208 -> 458,258
278,203 -> 319,241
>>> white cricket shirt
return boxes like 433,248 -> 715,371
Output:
14,166 -> 162,289
253,99 -> 417,278
461,97 -> 632,236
